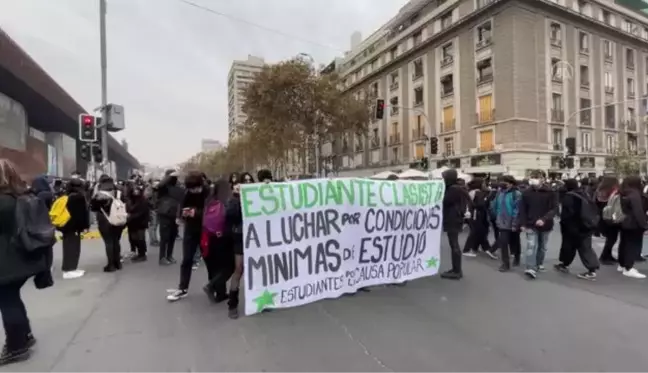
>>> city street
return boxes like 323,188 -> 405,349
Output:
4,231 -> 648,372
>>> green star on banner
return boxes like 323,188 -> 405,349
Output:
426,256 -> 439,269
253,289 -> 277,312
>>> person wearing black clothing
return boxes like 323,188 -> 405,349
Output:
166,172 -> 209,302
617,176 -> 648,279
156,170 -> 184,265
554,179 -> 599,280
462,178 -> 492,257
225,175 -> 250,318
126,184 -> 149,262
30,176 -> 53,210
518,170 -> 557,279
440,169 -> 469,280
0,159 -> 50,365
60,179 -> 90,279
90,175 -> 125,272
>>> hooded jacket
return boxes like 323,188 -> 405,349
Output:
518,183 -> 557,232
61,180 -> 90,233
31,175 -> 54,210
442,169 -> 469,232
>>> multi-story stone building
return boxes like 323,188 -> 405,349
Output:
227,55 -> 264,140
323,0 -> 648,178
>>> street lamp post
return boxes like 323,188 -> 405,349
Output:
99,0 -> 109,176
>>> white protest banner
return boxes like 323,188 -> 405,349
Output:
240,178 -> 445,316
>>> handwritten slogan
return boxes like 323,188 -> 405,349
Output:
240,178 -> 445,316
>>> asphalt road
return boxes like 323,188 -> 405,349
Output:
3,230 -> 648,372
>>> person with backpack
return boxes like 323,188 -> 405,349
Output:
166,171 -> 210,302
90,175 -> 127,273
0,159 -> 53,366
595,176 -> 620,264
554,179 -> 599,280
617,176 -> 648,279
200,179 -> 231,304
518,170 -> 558,279
56,179 -> 90,279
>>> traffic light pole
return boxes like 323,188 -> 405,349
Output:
99,0 -> 109,175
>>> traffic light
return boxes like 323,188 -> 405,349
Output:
430,137 -> 438,155
559,157 -> 566,169
374,99 -> 385,120
565,157 -> 574,169
565,137 -> 576,156
92,143 -> 103,163
79,114 -> 97,142
80,143 -> 91,161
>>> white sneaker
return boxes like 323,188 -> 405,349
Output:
62,270 -> 85,280
617,265 -> 624,273
462,252 -> 477,258
622,268 -> 646,279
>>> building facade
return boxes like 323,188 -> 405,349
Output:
323,0 -> 648,178
227,55 -> 265,139
201,138 -> 224,153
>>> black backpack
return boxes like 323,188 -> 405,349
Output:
13,193 -> 57,253
568,191 -> 600,230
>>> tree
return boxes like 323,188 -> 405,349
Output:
241,57 -> 372,176
606,148 -> 645,177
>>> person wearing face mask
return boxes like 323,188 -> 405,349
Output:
126,184 -> 150,262
518,170 -> 558,279
167,171 -> 210,301
440,168 -> 470,280
224,175 -> 251,318
156,170 -> 183,265
489,175 -> 522,272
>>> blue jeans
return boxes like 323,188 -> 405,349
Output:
148,212 -> 159,244
525,230 -> 550,270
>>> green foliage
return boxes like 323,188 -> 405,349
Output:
607,148 -> 644,177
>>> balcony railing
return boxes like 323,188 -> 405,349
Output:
443,149 -> 455,157
627,61 -> 635,70
604,54 -> 613,63
553,143 -> 563,151
342,142 -> 350,153
411,128 -> 426,141
441,118 -> 456,132
605,86 -> 614,94
626,120 -> 637,132
605,119 -> 616,129
441,87 -> 454,97
580,47 -> 589,54
477,73 -> 494,85
370,136 -> 380,149
478,144 -> 495,152
476,108 -> 495,124
628,91 -> 636,99
580,80 -> 590,88
389,133 -> 401,145
550,38 -> 562,47
551,109 -> 565,123
476,37 -> 492,50
412,70 -> 424,80
441,55 -> 454,67
355,142 -> 364,152
580,112 -> 592,126
390,82 -> 399,90
581,147 -> 593,153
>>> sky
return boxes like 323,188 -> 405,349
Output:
0,0 -> 409,166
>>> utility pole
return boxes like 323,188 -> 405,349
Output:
99,0 -> 109,175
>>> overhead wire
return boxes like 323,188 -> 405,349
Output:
177,0 -> 345,52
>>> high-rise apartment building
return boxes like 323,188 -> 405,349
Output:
201,138 -> 224,153
323,0 -> 648,178
227,55 -> 265,139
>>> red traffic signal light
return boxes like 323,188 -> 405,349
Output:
375,99 -> 385,120
78,114 -> 97,142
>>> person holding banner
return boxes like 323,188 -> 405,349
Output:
441,169 -> 470,280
